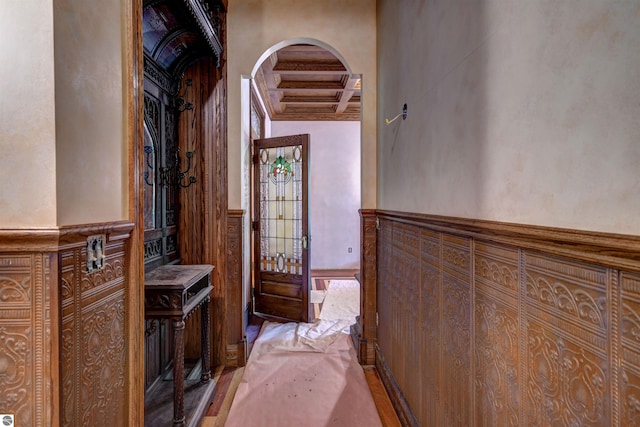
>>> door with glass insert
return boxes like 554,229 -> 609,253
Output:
253,134 -> 310,322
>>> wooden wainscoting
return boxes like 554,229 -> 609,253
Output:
58,222 -> 134,426
374,210 -> 640,426
0,222 -> 135,426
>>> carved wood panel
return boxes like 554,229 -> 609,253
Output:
143,83 -> 180,273
441,235 -> 472,426
60,233 -> 128,426
0,253 -> 54,426
376,217 -> 393,363
420,228 -> 441,426
524,254 -> 609,426
375,211 -> 640,426
618,271 -> 639,426
474,243 -> 520,426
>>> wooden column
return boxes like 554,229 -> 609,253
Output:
172,320 -> 186,426
226,210 -> 246,366
353,209 -> 377,365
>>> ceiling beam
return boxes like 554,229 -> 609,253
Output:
280,96 -> 341,104
271,111 -> 361,121
272,61 -> 347,74
336,76 -> 360,114
276,81 -> 345,91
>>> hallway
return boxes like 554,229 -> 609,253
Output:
199,274 -> 400,426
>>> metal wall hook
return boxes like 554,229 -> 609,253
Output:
385,103 -> 408,125
143,146 -> 197,188
176,78 -> 193,112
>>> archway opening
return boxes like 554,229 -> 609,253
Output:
242,38 -> 363,333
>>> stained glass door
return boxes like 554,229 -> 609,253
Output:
253,134 -> 310,322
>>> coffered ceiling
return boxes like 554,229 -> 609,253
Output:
254,44 -> 361,121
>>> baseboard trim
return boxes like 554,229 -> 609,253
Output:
375,344 -> 419,427
311,269 -> 359,278
225,344 -> 239,367
237,338 -> 247,367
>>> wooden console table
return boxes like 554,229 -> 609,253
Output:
144,264 -> 214,427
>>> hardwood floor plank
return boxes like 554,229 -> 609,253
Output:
364,367 -> 402,427
200,368 -> 244,426
205,366 -> 235,416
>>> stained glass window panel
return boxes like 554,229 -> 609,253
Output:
258,144 -> 303,273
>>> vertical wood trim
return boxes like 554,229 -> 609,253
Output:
358,209 -> 377,365
610,269 -> 620,427
469,238 -> 476,427
518,248 -> 527,427
215,11 -> 228,368
48,254 -> 60,427
127,0 -> 145,424
437,230 -> 443,426
227,210 -> 245,367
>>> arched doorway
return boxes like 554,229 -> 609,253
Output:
240,38 -> 363,337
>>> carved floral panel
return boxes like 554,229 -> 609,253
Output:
420,244 -> 440,426
475,242 -> 519,294
0,254 -> 52,426
81,294 -> 126,425
526,320 -> 608,425
475,290 -> 520,426
0,325 -> 31,424
60,238 -> 128,427
442,271 -> 472,425
525,254 -> 607,336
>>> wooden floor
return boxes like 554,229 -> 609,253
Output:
200,270 -> 400,426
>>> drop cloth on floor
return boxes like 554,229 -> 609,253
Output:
225,319 -> 382,427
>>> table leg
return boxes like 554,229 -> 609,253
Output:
200,296 -> 211,381
173,319 -> 186,427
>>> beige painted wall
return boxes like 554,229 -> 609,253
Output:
227,0 -> 377,210
377,1 -> 640,235
54,0 -> 127,225
0,0 -> 57,227
0,0 -> 127,228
